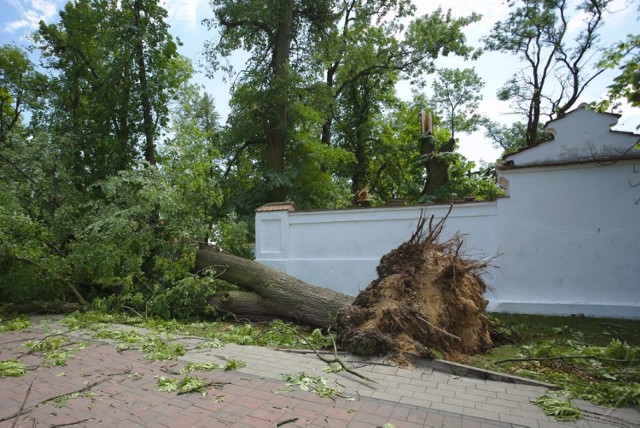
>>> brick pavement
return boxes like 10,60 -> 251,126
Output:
0,317 -> 638,428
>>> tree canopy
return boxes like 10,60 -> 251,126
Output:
484,0 -> 611,149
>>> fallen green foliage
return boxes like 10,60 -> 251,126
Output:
181,362 -> 220,374
180,359 -> 246,374
283,372 -> 350,399
0,316 -> 31,332
468,313 -> 640,419
51,392 -> 96,407
176,376 -> 207,394
533,394 -> 581,421
140,336 -> 186,361
0,359 -> 27,377
93,329 -> 143,343
63,311 -> 332,350
155,376 -> 178,392
23,335 -> 88,367
26,336 -> 68,352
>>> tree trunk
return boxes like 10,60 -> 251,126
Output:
421,136 -> 455,198
264,0 -> 294,202
133,0 -> 156,165
195,248 -> 353,328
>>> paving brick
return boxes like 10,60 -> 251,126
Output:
320,406 -> 356,422
396,382 -> 433,394
414,389 -> 454,400
496,392 -> 533,403
409,377 -> 439,388
399,396 -> 433,407
499,413 -> 539,427
460,418 -> 483,428
442,414 -> 466,428
444,396 -> 480,408
462,407 -> 502,422
372,402 -> 397,418
486,397 -> 522,410
436,382 -> 467,392
423,413 -> 447,427
455,391 -> 489,403
6,320 -> 632,428
370,390 -> 404,402
464,386 -> 498,398
430,401 -> 466,415
509,407 -> 551,421
475,401 -> 512,415
389,405 -> 412,421
352,410 -> 393,426
371,365 -> 399,376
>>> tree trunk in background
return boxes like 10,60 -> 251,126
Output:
421,136 -> 455,198
133,0 -> 156,165
265,0 -> 294,202
195,248 -> 354,328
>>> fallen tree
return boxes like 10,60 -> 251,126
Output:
195,248 -> 353,328
195,207 -> 494,363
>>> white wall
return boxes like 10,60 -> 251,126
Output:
256,203 -> 498,296
492,160 -> 640,318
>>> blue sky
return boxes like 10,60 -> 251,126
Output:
1,0 -> 638,164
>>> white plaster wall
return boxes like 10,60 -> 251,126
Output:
493,160 -> 640,318
506,108 -> 640,166
256,203 -> 498,297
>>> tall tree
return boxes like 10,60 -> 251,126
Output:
204,0 -> 336,202
485,0 -> 611,147
35,0 -> 186,183
429,68 -> 483,141
205,0 -> 481,206
0,45 -> 47,145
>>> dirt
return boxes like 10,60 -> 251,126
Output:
336,208 -> 493,365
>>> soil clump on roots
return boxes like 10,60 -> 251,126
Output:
336,207 -> 493,365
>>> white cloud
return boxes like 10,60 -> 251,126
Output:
162,0 -> 205,31
3,0 -> 59,33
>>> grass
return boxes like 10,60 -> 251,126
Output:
463,313 -> 640,411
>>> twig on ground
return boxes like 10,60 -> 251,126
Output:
11,380 -> 33,428
282,325 -> 376,384
176,380 -> 230,395
51,419 -> 91,427
0,369 -> 131,423
276,417 -> 299,427
15,332 -> 71,359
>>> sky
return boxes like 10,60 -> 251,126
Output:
1,0 -> 639,164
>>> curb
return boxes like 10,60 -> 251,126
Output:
418,359 -> 557,389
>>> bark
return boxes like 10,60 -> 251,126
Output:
265,0 -> 294,202
196,248 -> 353,328
421,136 -> 455,198
133,0 -> 156,165
9,302 -> 82,314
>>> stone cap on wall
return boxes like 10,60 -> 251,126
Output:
255,201 -> 299,212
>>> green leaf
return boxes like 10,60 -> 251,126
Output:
0,360 -> 27,377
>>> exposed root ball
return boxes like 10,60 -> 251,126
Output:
336,207 -> 493,365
